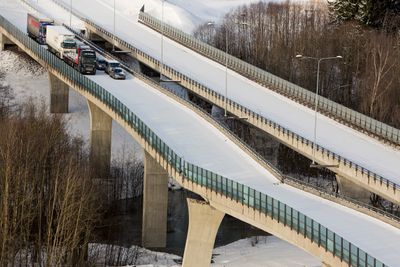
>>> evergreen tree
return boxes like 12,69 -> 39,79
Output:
329,0 -> 400,30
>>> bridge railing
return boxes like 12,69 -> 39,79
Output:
0,13 -> 388,267
138,12 -> 400,146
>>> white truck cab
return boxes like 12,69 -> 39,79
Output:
46,26 -> 76,58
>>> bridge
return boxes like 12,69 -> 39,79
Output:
1,0 -> 400,266
34,0 -> 400,206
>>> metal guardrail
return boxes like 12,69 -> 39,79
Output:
65,20 -> 400,229
138,12 -> 400,147
42,0 -> 400,200
0,9 -> 390,267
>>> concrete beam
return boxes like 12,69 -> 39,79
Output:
0,33 -> 13,51
336,175 -> 371,203
182,199 -> 225,267
142,150 -> 169,248
86,29 -> 106,42
87,100 -> 112,179
49,72 -> 69,113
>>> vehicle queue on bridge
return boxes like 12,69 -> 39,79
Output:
27,12 -> 126,79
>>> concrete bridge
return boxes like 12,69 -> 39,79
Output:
1,1 -> 400,267
43,0 -> 400,206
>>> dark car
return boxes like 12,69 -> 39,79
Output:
96,58 -> 107,70
104,60 -> 120,74
109,67 -> 126,80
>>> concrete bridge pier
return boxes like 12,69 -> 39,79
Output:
141,150 -> 169,248
85,29 -> 105,42
87,100 -> 112,179
182,199 -> 225,267
49,72 -> 69,113
336,175 -> 371,203
0,33 -> 14,51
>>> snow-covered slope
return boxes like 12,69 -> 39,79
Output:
91,0 -> 267,33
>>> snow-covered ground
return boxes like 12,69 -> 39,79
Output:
90,236 -> 321,267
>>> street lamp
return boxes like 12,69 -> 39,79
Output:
158,0 -> 179,83
160,0 -> 165,80
112,0 -> 116,51
295,55 -> 343,168
69,0 -> 72,27
206,22 -> 229,117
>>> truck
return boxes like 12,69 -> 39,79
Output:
46,26 -> 76,58
27,13 -> 54,44
64,43 -> 97,75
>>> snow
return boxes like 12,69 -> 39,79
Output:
36,0 -> 400,187
212,236 -> 321,267
2,0 -> 400,266
90,236 -> 322,267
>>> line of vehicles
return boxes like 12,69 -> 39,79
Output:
27,13 -> 126,79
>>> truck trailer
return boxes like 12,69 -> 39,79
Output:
27,13 -> 54,44
46,26 -> 76,58
64,43 -> 97,75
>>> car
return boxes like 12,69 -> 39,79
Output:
109,67 -> 126,80
104,60 -> 120,74
96,58 -> 107,70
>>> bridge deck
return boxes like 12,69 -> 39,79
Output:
2,1 -> 400,265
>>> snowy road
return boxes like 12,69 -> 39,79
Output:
43,0 -> 400,187
1,0 -> 400,265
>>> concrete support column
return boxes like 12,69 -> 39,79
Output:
86,29 -> 104,42
0,33 -> 13,51
142,150 -> 169,248
336,175 -> 371,203
182,199 -> 225,267
87,100 -> 112,179
49,72 -> 69,113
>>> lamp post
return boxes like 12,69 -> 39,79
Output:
112,0 -> 116,51
160,0 -> 165,80
69,0 -> 72,27
295,55 -> 343,167
206,22 -> 229,117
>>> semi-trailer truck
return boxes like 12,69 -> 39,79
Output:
64,43 -> 97,75
46,26 -> 76,58
27,13 -> 54,44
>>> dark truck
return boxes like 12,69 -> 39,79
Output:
27,13 -> 54,44
64,43 -> 97,75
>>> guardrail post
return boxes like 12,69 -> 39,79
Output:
142,150 -> 169,248
182,198 -> 225,267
